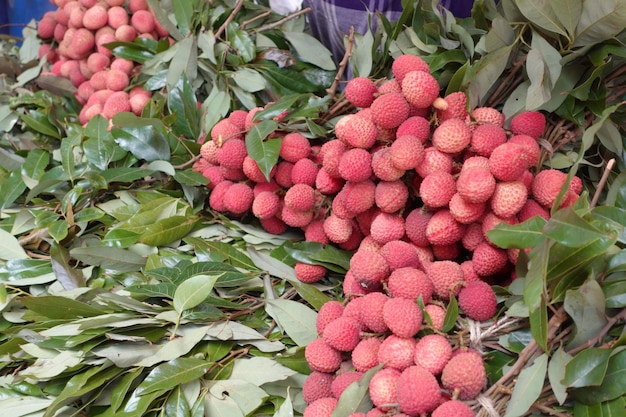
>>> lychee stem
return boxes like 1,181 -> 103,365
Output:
432,97 -> 449,111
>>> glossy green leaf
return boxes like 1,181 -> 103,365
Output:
172,0 -> 194,35
100,168 -> 156,184
466,45 -> 512,107
229,357 -> 298,386
573,0 -> 626,47
0,228 -> 28,260
441,294 -> 459,333
544,207 -> 613,247
529,297 -> 548,352
70,246 -> 146,272
136,358 -> 210,396
573,396 -> 626,417
265,298 -> 318,347
245,119 -> 280,182
564,279 -> 608,350
174,169 -> 209,186
603,280 -> 626,308
186,238 -> 257,271
173,274 -> 220,313
50,242 -> 85,290
232,68 -> 267,93
487,216 -> 547,249
332,365 -> 382,416
570,349 -> 626,404
563,347 -> 612,388
21,149 -> 50,181
139,215 -> 196,247
282,31 -> 335,71
524,240 -> 550,311
284,241 -> 352,273
20,295 -> 103,319
228,24 -> 255,63
515,0 -> 568,36
504,353 -> 548,417
548,347 -> 572,405
0,170 -> 27,210
20,110 -> 61,139
168,73 -> 200,139
111,114 -> 171,162
164,385 -> 191,417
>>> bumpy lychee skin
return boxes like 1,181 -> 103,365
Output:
508,134 -> 541,167
316,168 -> 344,195
405,208 -> 433,247
302,371 -> 335,404
488,142 -> 529,181
371,147 -> 405,181
414,334 -> 453,375
371,92 -> 410,129
338,148 -> 373,183
389,134 -> 425,170
375,180 -> 409,213
323,316 -> 361,352
223,182 -> 254,215
316,301 -> 345,335
401,70 -> 441,108
368,368 -> 401,411
432,118 -> 472,154
491,180 -> 528,218
341,180 -> 376,215
459,280 -> 498,321
470,107 -> 505,127
349,250 -> 390,289
380,240 -> 421,271
531,169 -> 568,208
284,183 -> 316,212
396,116 -> 431,142
449,193 -> 485,224
396,365 -> 441,415
441,351 -> 487,400
382,297 -> 422,338
470,123 -> 507,157
345,77 -> 378,108
436,91 -> 468,122
303,396 -> 337,417
392,54 -> 430,83
295,262 -> 327,283
281,205 -> 313,228
415,147 -> 454,178
305,338 -> 343,373
360,292 -> 390,333
510,110 -> 546,138
280,132 -> 311,163
432,400 -> 475,417
352,338 -> 382,373
388,267 -> 434,303
370,212 -> 405,244
518,198 -> 550,222
420,171 -> 456,208
378,335 -> 417,371
425,209 -> 465,246
424,304 -> 446,330
337,115 -> 378,149
331,371 -> 363,399
456,167 -> 496,204
427,260 -> 465,300
323,214 -> 353,244
292,157 -> 319,186
252,191 -> 280,219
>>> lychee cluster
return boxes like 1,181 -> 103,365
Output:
36,0 -> 169,124
303,292 -> 487,416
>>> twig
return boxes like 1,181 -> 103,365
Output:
254,7 -> 312,33
215,0 -> 245,39
567,307 -> 626,356
590,158 -> 616,208
327,26 -> 355,98
241,10 -> 272,30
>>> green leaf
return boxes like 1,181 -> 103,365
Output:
571,349 -> 626,404
525,240 -> 550,311
603,280 -> 626,308
20,110 -> 61,138
174,169 -> 209,186
165,385 -> 192,417
563,347 -> 612,388
282,31 -> 336,71
553,0 -> 583,37
0,228 -> 28,260
441,294 -> 458,333
284,241 -> 352,273
110,368 -> 144,413
332,365 -> 382,416
515,0 -> 568,36
544,207 -> 613,247
231,68 -> 267,93
245,120 -> 281,182
265,299 -> 318,346
573,0 -> 626,47
111,114 -> 171,162
229,357 -> 298,386
21,295 -> 104,319
186,238 -> 258,271
504,353 -> 548,417
228,24 -> 255,63
574,396 -> 626,417
100,168 -> 156,184
548,347 -> 572,405
466,45 -> 512,107
564,279 -> 608,350
173,274 -> 221,313
526,30 -> 563,109
0,170 -> 27,210
21,149 -> 50,181
50,242 -> 86,290
139,216 -> 196,247
172,0 -> 194,35
70,246 -> 147,272
168,73 -> 200,139
136,358 -> 210,396
529,297 -> 548,352
487,216 -> 547,249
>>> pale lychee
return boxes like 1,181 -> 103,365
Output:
349,249 -> 390,289
449,193 -> 486,224
352,337 -> 382,372
378,335 -> 417,371
415,147 -> 454,178
491,180 -> 528,218
432,118 -> 472,154
336,115 -> 377,149
425,209 -> 465,246
470,107 -> 505,127
424,304 -> 446,330
279,132 -> 311,163
531,169 -> 568,208
368,368 -> 401,411
340,180 -> 376,215
441,351 -> 486,400
375,180 -> 409,213
323,214 -> 353,244
456,167 -> 496,204
371,147 -> 405,181
508,134 -> 541,167
295,262 -> 327,284
360,292 -> 390,333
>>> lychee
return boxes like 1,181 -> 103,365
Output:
427,260 -> 465,300
370,212 -> 405,244
415,147 -> 454,178
389,134 -> 425,170
338,148 -> 373,183
413,334 -> 453,375
401,70 -> 440,108
458,280 -> 498,321
303,397 -> 337,417
396,365 -> 441,415
280,132 -> 311,163
316,301 -> 345,335
336,115 -> 377,149
331,371 -> 363,399
449,193 -> 486,224
370,92 -> 410,129
531,169 -> 568,208
518,198 -> 550,222
305,338 -> 343,373
295,262 -> 327,283
378,335 -> 417,371
441,351 -> 486,400
510,110 -> 546,138
405,208 -> 433,247
392,54 -> 430,83
419,171 -> 456,208
344,77 -> 378,108
251,190 -> 280,219
491,180 -> 528,218
341,180 -> 376,215
223,182 -> 254,215
488,142 -> 529,181
368,368 -> 400,411
424,304 -> 446,330
352,338 -> 382,372
436,91 -> 468,122
425,209 -> 465,246
281,205 -> 313,228
360,292 -> 390,333
371,147 -> 405,181
456,167 -> 496,204
323,214 -> 353,244
432,118 -> 472,154
302,372 -> 334,404
322,316 -> 361,352
469,123 -> 507,157
380,240 -> 421,271
508,134 -> 541,167
382,297 -> 422,338
374,180 -> 409,213
470,107 -> 505,127
320,139 -> 347,178
396,116 -> 431,142
432,400 -> 475,417
387,267 -> 434,303
349,249 -> 390,289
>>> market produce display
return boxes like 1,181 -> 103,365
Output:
0,1 -> 625,417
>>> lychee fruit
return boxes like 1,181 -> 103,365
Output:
531,169 -> 568,208
223,182 -> 254,215
392,54 -> 430,83
427,260 -> 465,300
338,148 -> 373,183
432,118 -> 472,154
382,297 -> 422,338
316,301 -> 345,335
349,250 -> 390,289
344,77 -> 378,108
419,171 -> 456,208
295,262 -> 327,283
377,335 -> 417,371
510,110 -> 546,138
341,180 -> 376,215
284,183 -> 316,212
387,267 -> 434,303
375,180 -> 409,213
331,371 -> 363,399
251,190 -> 280,219
396,116 -> 431,142
336,115 -> 377,149
405,208 -> 433,247
458,280 -> 498,321
470,107 -> 505,127
371,147 -> 405,181
432,400 -> 475,417
456,167 -> 496,204
424,304 -> 446,330
518,198 -> 550,222
441,351 -> 486,400
491,180 -> 528,218
414,334 -> 453,375
322,316 -> 361,352
352,338 -> 382,373
368,368 -> 401,411
488,142 -> 529,181
323,214 -> 353,244
320,139 -> 348,178
508,134 -> 541,167
303,371 -> 334,404
380,240 -> 421,271
425,209 -> 465,246
401,70 -> 440,108
436,91 -> 468,122
449,193 -> 486,224
360,292 -> 390,333
389,134 -> 425,170
415,147 -> 454,178
370,212 -> 405,244
470,123 -> 507,157
396,365 -> 442,415
370,92 -> 410,129
305,338 -> 343,373
303,397 -> 337,417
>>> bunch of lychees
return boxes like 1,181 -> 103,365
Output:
37,0 -> 167,124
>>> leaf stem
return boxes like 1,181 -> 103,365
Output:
590,158 -> 615,208
215,0 -> 245,39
